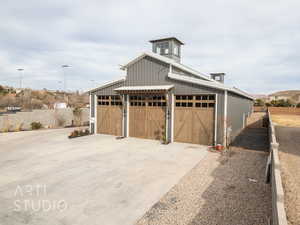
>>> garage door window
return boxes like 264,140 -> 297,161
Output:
98,95 -> 122,106
130,95 -> 166,107
175,95 -> 215,108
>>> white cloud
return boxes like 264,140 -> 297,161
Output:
0,0 -> 299,94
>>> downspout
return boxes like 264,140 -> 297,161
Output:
223,90 -> 228,147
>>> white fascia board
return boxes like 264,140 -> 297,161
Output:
87,77 -> 125,93
168,72 -> 254,100
115,85 -> 174,91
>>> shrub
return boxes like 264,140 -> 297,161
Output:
31,122 -> 42,130
15,123 -> 24,132
254,99 -> 264,106
73,107 -> 82,126
68,128 -> 90,138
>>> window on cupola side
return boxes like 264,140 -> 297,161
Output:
174,43 -> 179,56
156,42 -> 169,55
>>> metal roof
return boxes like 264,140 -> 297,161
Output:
149,37 -> 184,45
167,73 -> 254,100
87,77 -> 125,93
115,85 -> 174,92
121,52 -> 214,82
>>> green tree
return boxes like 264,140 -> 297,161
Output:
254,99 -> 264,106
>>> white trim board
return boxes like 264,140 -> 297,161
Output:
171,93 -> 175,142
126,95 -> 129,137
214,93 -> 218,146
94,94 -> 97,135
115,85 -> 174,91
223,90 -> 228,146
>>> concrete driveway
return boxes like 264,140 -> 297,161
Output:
0,128 -> 207,225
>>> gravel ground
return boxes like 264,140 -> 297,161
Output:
230,128 -> 269,152
135,149 -> 271,225
275,126 -> 300,225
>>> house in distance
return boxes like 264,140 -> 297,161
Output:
88,37 -> 254,146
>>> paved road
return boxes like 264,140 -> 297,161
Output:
0,128 -> 208,225
275,126 -> 300,225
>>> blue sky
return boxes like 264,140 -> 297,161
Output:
0,0 -> 299,94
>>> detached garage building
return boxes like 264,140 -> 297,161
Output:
88,37 -> 254,146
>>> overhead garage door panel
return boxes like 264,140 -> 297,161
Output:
97,95 -> 123,136
174,95 -> 215,145
129,95 -> 166,140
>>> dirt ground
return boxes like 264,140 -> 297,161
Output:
271,114 -> 300,127
275,126 -> 300,225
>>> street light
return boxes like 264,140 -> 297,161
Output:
17,68 -> 24,89
61,65 -> 71,92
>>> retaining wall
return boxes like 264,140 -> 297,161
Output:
254,106 -> 267,112
0,108 -> 89,131
268,110 -> 288,225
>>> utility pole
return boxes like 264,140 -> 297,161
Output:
17,68 -> 24,109
17,68 -> 24,89
61,65 -> 70,92
61,65 -> 71,106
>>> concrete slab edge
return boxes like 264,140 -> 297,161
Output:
268,110 -> 288,225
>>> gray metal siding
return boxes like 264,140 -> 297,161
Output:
125,56 -> 219,94
227,92 -> 253,142
216,93 -> 225,145
92,81 -> 125,96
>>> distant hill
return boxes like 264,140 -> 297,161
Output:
269,90 -> 300,96
252,94 -> 268,100
0,85 -> 89,110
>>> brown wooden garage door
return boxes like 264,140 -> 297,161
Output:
174,95 -> 215,145
97,95 -> 123,136
129,95 -> 166,140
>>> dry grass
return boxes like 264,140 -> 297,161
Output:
271,114 -> 300,127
